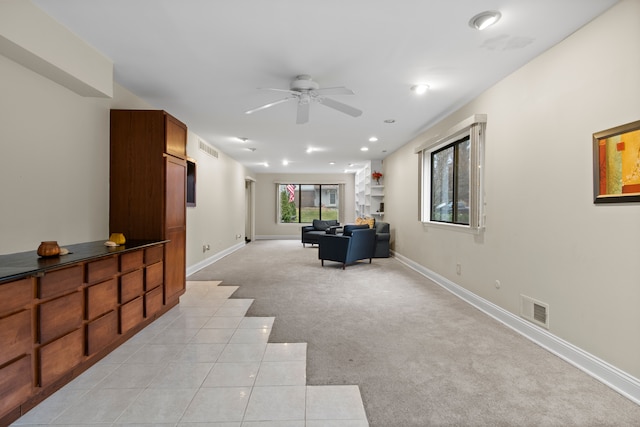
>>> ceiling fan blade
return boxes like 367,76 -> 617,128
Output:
318,97 -> 363,118
313,87 -> 355,96
259,87 -> 300,95
296,101 -> 310,124
245,97 -> 295,115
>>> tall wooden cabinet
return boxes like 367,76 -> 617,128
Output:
110,110 -> 187,305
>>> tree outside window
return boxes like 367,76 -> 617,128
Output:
431,136 -> 470,225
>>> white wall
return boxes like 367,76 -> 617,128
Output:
254,173 -> 355,239
185,137 -> 251,267
0,4 -> 250,272
0,53 -> 111,254
384,0 -> 640,378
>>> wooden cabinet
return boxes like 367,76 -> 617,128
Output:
0,241 -> 169,425
110,110 -> 187,306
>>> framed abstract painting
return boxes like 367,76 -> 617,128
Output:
593,119 -> 640,203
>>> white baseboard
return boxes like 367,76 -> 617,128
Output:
255,235 -> 299,240
186,241 -> 245,276
392,250 -> 640,406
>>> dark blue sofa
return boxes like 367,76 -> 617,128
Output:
301,219 -> 340,247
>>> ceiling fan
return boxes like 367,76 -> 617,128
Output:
245,74 -> 363,124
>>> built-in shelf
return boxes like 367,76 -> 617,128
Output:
355,160 -> 384,218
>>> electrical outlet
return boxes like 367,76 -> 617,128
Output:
456,263 -> 461,275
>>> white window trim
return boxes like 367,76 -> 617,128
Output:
415,114 -> 486,232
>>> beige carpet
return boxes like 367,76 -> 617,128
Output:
188,240 -> 640,426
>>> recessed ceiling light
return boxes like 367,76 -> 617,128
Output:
237,137 -> 249,143
469,11 -> 501,30
369,137 -> 378,142
384,119 -> 396,124
361,147 -> 369,152
411,84 -> 429,95
306,147 -> 314,153
329,162 -> 335,165
263,162 -> 269,167
245,147 -> 256,152
282,160 -> 289,166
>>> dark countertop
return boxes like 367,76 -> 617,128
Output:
0,239 -> 166,284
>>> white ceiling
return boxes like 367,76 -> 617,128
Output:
33,0 -> 617,174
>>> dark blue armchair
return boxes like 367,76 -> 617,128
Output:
318,225 -> 376,269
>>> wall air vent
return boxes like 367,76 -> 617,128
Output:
199,139 -> 218,158
520,294 -> 549,329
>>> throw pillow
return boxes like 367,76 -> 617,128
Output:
355,217 -> 375,228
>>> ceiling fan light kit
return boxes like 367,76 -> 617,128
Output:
245,74 -> 363,124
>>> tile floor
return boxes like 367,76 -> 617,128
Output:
12,281 -> 369,426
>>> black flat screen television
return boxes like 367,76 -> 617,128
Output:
186,159 -> 196,207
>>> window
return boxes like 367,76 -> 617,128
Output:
430,136 -> 470,225
278,184 -> 340,223
416,114 -> 486,230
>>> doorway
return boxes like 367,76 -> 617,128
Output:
244,177 -> 255,243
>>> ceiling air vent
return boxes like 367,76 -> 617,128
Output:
199,139 -> 218,158
520,294 -> 549,329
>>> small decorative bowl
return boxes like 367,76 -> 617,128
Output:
37,241 -> 60,257
109,233 -> 126,245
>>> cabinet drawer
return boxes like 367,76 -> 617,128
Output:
86,311 -> 118,356
0,309 -> 32,366
86,278 -> 118,321
0,354 -> 32,417
145,245 -> 163,265
38,265 -> 82,299
145,261 -> 163,291
0,277 -> 33,317
38,291 -> 83,344
120,297 -> 143,334
165,113 -> 187,158
145,286 -> 163,318
120,269 -> 144,303
86,256 -> 118,284
39,328 -> 83,387
120,250 -> 143,273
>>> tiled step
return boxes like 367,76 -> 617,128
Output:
11,280 -> 369,426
